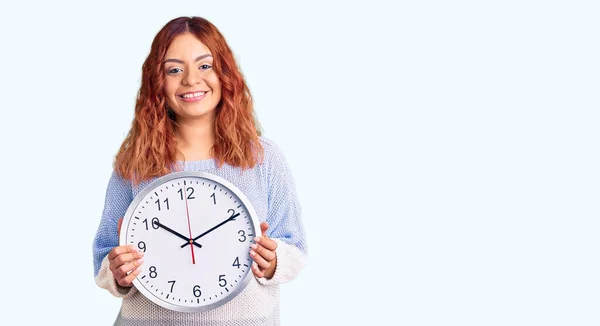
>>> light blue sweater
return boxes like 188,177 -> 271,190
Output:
92,137 -> 307,326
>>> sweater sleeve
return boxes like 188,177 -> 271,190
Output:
92,170 -> 137,298
257,141 -> 308,285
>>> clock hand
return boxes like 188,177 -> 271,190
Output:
183,185 -> 196,264
181,212 -> 241,248
153,220 -> 203,248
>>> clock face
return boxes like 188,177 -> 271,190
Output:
119,171 -> 261,312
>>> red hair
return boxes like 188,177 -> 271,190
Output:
115,16 -> 263,184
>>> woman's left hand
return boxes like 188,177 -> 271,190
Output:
251,222 -> 278,279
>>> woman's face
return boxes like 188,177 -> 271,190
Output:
163,32 -> 222,121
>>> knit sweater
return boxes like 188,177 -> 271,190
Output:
93,138 -> 307,326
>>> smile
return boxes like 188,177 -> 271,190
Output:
178,91 -> 208,102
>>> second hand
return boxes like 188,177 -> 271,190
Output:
183,181 -> 196,264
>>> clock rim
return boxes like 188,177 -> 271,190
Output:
118,170 -> 262,313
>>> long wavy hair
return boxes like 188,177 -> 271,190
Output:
115,16 -> 263,184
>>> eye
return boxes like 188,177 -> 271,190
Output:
167,67 -> 183,75
199,64 -> 212,70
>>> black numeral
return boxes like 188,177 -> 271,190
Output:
238,230 -> 246,242
193,285 -> 202,297
219,275 -> 227,287
178,187 -> 195,200
228,209 -> 237,220
149,266 -> 157,278
210,192 -> 216,205
155,198 -> 169,211
233,257 -> 240,268
138,241 -> 146,252
168,280 -> 176,292
144,217 -> 160,230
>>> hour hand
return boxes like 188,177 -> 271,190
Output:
153,220 -> 202,248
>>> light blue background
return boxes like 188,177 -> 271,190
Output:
0,1 -> 598,325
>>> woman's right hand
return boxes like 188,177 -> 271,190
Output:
108,218 -> 144,287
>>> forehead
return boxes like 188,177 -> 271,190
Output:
165,32 -> 212,59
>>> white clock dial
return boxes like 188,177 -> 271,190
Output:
119,172 -> 261,312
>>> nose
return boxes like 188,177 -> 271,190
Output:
182,69 -> 201,86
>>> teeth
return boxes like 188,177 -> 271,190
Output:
181,92 -> 206,98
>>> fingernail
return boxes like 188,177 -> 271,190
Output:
137,251 -> 144,258
253,237 -> 260,243
251,244 -> 257,250
250,250 -> 256,256
137,258 -> 144,265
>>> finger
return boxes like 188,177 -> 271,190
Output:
115,257 -> 144,279
253,236 -> 277,251
110,251 -> 144,269
260,222 -> 269,238
117,218 -> 124,237
108,245 -> 138,260
251,262 -> 264,278
251,243 -> 276,262
250,248 -> 272,270
118,266 -> 142,287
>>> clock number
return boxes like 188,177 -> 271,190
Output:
143,217 -> 160,230
238,230 -> 246,242
228,209 -> 237,220
168,280 -> 176,293
149,266 -> 157,278
219,275 -> 227,287
210,192 -> 216,205
178,187 -> 195,200
138,241 -> 146,252
233,257 -> 240,268
193,285 -> 202,297
155,198 -> 169,211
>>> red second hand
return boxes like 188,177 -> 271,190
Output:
183,183 -> 196,264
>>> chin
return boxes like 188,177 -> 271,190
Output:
184,108 -> 217,119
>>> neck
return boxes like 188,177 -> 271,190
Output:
175,117 -> 215,161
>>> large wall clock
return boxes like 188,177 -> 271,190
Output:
119,171 -> 261,312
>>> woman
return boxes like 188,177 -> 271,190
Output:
92,16 -> 307,326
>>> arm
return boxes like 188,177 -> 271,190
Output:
256,141 -> 308,285
92,170 -> 138,298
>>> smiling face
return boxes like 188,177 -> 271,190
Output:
163,32 -> 222,121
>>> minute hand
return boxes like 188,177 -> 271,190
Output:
181,213 -> 240,248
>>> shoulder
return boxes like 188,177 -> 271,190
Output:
258,136 -> 279,153
256,136 -> 297,187
258,136 -> 288,166
108,169 -> 133,190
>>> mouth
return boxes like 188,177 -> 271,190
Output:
178,91 -> 208,102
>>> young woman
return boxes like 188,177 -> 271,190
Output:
92,16 -> 307,326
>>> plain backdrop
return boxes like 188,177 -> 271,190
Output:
0,1 -> 598,325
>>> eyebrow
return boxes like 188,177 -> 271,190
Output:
163,54 -> 213,64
